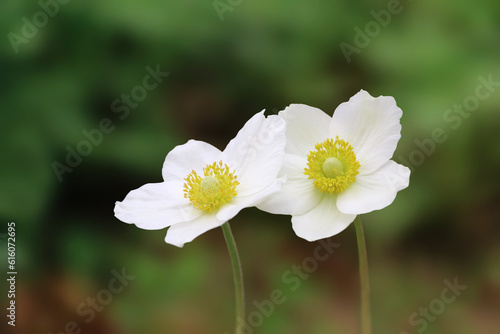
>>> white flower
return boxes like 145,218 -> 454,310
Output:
114,111 -> 286,247
257,90 -> 410,241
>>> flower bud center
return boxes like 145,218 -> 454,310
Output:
323,157 -> 344,178
184,161 -> 239,213
200,175 -> 219,193
304,137 -> 360,194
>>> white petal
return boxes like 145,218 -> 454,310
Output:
336,160 -> 410,215
164,213 -> 224,247
162,140 -> 222,181
221,111 -> 286,196
216,176 -> 286,222
329,90 -> 403,174
114,181 -> 201,230
279,104 -> 331,157
256,154 -> 322,215
292,195 -> 356,242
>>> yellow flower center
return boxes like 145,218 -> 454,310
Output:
183,161 -> 239,213
304,136 -> 360,194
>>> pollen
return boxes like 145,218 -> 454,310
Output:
304,136 -> 360,194
183,161 -> 239,213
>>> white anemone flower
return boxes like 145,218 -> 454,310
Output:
257,90 -> 410,241
115,111 -> 286,247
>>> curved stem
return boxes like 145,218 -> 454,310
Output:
221,222 -> 245,334
354,216 -> 371,334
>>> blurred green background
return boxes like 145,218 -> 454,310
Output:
1,0 -> 499,333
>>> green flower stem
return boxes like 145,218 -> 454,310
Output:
354,217 -> 372,334
221,222 -> 245,334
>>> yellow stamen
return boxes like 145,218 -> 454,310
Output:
304,136 -> 360,194
184,161 -> 239,213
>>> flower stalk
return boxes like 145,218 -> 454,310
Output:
221,222 -> 245,334
354,216 -> 371,334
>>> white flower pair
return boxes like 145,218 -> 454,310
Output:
114,90 -> 410,247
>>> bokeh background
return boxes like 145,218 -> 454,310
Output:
1,0 -> 499,333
